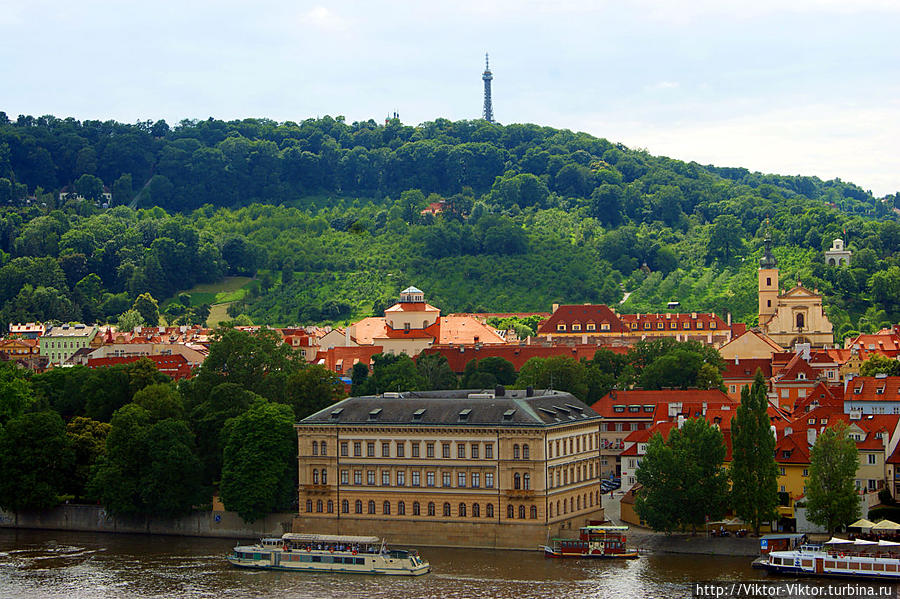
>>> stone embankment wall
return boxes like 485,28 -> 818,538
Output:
0,505 -> 294,540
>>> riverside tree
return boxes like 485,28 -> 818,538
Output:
635,418 -> 729,533
806,421 -> 860,534
729,370 -> 779,536
0,411 -> 74,511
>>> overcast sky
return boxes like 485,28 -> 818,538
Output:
2,1 -> 898,195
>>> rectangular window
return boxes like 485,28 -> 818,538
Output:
397,471 -> 406,486
457,472 -> 466,487
412,471 -> 420,487
340,470 -> 349,485
367,442 -> 375,457
353,442 -> 361,457
396,442 -> 405,458
382,442 -> 390,457
340,442 -> 348,457
472,472 -> 480,488
779,467 -> 786,476
868,454 -> 877,465
485,444 -> 493,459
382,471 -> 390,486
354,470 -> 362,485
471,444 -> 479,459
442,472 -> 451,487
442,443 -> 451,458
367,470 -> 375,485
427,443 -> 435,458
485,472 -> 494,488
457,444 -> 465,459
412,442 -> 420,458
426,472 -> 435,487
802,469 -> 809,477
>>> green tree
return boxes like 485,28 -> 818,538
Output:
634,432 -> 681,533
706,214 -> 745,263
515,356 -> 588,400
416,353 -> 459,390
117,308 -> 144,332
0,361 -> 33,424
133,292 -> 160,327
220,402 -> 297,522
282,364 -> 344,419
729,371 -> 779,536
350,362 -> 370,396
111,173 -> 132,206
365,353 -> 425,393
0,411 -> 74,511
66,417 -> 111,500
806,421 -> 860,534
74,173 -> 104,202
859,354 -> 900,377
132,383 -> 184,421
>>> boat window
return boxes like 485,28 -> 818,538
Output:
311,556 -> 321,562
355,558 -> 365,565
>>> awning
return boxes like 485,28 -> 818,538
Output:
853,539 -> 877,545
824,537 -> 852,544
878,539 -> 900,546
872,519 -> 900,531
849,518 -> 877,529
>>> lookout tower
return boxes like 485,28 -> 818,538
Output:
482,53 -> 494,123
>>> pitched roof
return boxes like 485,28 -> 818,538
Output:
590,389 -> 735,419
537,305 -> 628,334
384,302 -> 440,313
424,344 -> 627,373
436,315 -> 505,345
773,353 -> 819,383
845,376 -> 900,402
722,358 -> 772,380
301,389 -> 600,427
618,312 -> 729,331
352,317 -> 389,345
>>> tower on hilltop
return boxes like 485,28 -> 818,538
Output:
482,53 -> 494,123
758,219 -> 779,327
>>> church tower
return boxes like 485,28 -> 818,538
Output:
758,222 -> 779,327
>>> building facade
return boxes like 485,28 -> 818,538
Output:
39,324 -> 98,365
294,389 -> 604,549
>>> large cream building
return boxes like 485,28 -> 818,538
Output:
758,230 -> 833,348
294,389 -> 604,549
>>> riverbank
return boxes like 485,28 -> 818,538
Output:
627,529 -> 760,556
0,504 -> 292,540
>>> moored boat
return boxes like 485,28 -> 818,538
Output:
754,537 -> 900,581
541,525 -> 639,559
228,533 -> 431,576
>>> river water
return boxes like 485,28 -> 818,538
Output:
0,529 -> 891,599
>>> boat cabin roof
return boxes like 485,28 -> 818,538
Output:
283,533 -> 381,544
581,525 -> 628,532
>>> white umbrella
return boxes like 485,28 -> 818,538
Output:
878,539 -> 900,546
854,539 -> 877,545
849,518 -> 876,529
872,519 -> 900,531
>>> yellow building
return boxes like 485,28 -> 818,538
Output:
757,229 -> 833,348
294,389 -> 604,549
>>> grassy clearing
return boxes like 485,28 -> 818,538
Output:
206,303 -> 233,328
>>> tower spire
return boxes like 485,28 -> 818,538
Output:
760,217 -> 777,268
482,52 -> 494,123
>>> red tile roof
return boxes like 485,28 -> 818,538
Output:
618,312 -> 729,332
86,354 -> 193,379
845,376 -> 900,402
423,344 -> 626,373
314,345 -> 384,374
537,305 -> 629,334
722,358 -> 773,380
591,389 -> 735,419
384,302 -> 440,312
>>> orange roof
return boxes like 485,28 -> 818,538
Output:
436,315 -> 505,345
315,345 -> 384,374
381,321 -> 440,339
384,302 -> 440,313
848,332 -> 900,352
845,376 -> 900,402
422,343 -> 626,373
537,305 -> 628,334
775,432 -> 812,464
591,389 -> 735,419
722,358 -> 772,380
352,317 -> 388,345
619,312 -> 729,331
773,353 -> 819,383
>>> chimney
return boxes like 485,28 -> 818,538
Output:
727,312 -> 732,326
345,327 -> 350,345
770,425 -> 777,440
552,304 -> 559,313
735,357 -> 739,365
807,427 -> 816,446
677,414 -> 685,429
702,402 -> 707,416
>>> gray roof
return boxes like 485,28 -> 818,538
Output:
300,389 -> 601,428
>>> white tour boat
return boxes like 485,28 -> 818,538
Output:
754,537 -> 900,580
228,533 -> 431,576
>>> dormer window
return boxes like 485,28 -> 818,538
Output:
798,373 -> 806,380
628,405 -> 640,413
557,323 -> 566,332
683,322 -> 690,329
369,408 -> 382,421
820,418 -> 827,425
697,322 -> 704,329
808,418 -> 815,424
877,386 -> 886,395
670,322 -> 677,329
613,405 -> 625,413
572,323 -> 581,332
710,321 -> 717,329
630,322 -> 638,330
643,322 -> 651,330
412,408 -> 426,421
586,323 -> 596,332
657,322 -> 664,329
854,387 -> 863,395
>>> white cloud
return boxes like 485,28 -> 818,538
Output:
299,5 -> 348,32
647,81 -> 680,91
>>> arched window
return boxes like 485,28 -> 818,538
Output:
306,499 -> 313,513
563,499 -> 568,514
523,473 -> 530,490
514,473 -> 521,489
427,502 -> 435,516
443,502 -> 451,517
341,499 -> 349,513
312,469 -> 319,484
320,441 -> 327,456
383,501 -> 391,515
577,496 -> 581,510
530,505 -> 537,519
519,505 -> 526,519
321,469 -> 327,485
473,503 -> 480,517
413,502 -> 420,516
459,503 -> 466,517
486,503 -> 494,518
507,505 -> 515,519
327,500 -> 334,513
796,313 -> 805,329
368,500 -> 376,514
355,500 -> 362,514
557,500 -> 561,515
549,503 -> 554,518
398,501 -> 405,515
522,444 -> 529,460
513,444 -> 520,459
312,441 -> 318,455
316,499 -> 323,513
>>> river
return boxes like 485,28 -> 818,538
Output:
0,529 -> 891,598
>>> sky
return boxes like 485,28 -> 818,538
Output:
2,0 -> 898,195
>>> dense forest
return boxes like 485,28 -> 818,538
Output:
2,112 -> 900,340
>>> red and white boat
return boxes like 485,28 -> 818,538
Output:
541,525 -> 639,559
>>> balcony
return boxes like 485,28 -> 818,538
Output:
301,484 -> 330,494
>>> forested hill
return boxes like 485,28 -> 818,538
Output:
1,112 -> 899,341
